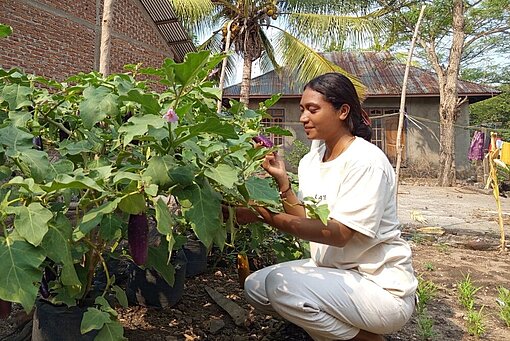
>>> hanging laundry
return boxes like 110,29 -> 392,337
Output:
468,131 -> 485,161
501,142 -> 510,164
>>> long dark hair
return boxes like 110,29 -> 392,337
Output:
304,72 -> 372,141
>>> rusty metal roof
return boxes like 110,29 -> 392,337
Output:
139,0 -> 195,62
224,51 -> 500,103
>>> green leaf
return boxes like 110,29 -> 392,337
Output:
0,24 -> 13,38
76,198 -> 121,238
112,171 -> 141,184
0,238 -> 45,312
15,149 -> 51,183
118,115 -> 166,146
0,125 -> 34,152
143,156 -> 174,189
245,177 -> 280,206
174,50 -> 211,88
175,182 -> 222,248
188,116 -> 238,139
42,213 -> 81,287
98,214 -> 123,241
80,307 -> 110,334
204,164 -> 238,189
168,165 -> 195,187
43,174 -> 103,192
79,86 -> 119,129
7,176 -> 44,195
6,202 -> 53,247
124,89 -> 160,116
146,241 -> 175,286
0,84 -> 33,110
112,285 -> 128,308
47,159 -> 75,180
95,319 -> 126,341
118,193 -> 146,215
154,197 -> 174,235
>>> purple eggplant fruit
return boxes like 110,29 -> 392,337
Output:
128,213 -> 149,265
252,134 -> 273,148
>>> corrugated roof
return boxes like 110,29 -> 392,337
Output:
224,51 -> 500,102
139,0 -> 195,62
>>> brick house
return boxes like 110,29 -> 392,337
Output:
224,51 -> 500,174
0,0 -> 194,81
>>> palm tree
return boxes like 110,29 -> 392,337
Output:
167,0 -> 391,105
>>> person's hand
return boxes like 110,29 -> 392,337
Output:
261,151 -> 288,185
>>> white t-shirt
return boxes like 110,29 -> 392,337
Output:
298,137 -> 417,297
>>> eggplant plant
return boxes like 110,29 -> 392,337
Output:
0,50 -> 286,339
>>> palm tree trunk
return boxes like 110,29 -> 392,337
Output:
240,55 -> 253,106
99,0 -> 115,76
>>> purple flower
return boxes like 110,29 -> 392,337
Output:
163,108 -> 178,123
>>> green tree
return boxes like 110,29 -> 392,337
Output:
463,66 -> 510,139
167,0 -> 393,105
385,0 -> 510,186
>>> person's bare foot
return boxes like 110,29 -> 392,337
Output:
349,329 -> 386,341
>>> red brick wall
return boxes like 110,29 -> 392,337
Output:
0,0 -> 176,81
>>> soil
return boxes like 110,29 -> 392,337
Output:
1,182 -> 510,341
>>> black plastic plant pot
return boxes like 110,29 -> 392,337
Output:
126,250 -> 187,308
32,299 -> 98,341
183,240 -> 208,277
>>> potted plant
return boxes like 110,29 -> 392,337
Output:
0,50 -> 285,339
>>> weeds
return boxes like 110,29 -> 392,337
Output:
457,273 -> 486,337
467,306 -> 486,337
416,275 -> 437,313
417,309 -> 437,340
415,276 -> 438,340
458,273 -> 480,310
424,262 -> 435,271
497,286 -> 510,327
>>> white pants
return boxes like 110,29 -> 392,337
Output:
244,259 -> 415,341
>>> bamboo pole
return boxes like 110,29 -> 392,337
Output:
395,5 -> 426,200
488,132 -> 507,252
217,21 -> 233,114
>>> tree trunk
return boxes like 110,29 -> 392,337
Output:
436,0 -> 465,186
239,54 -> 253,106
99,0 -> 115,76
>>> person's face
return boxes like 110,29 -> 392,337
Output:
299,88 -> 350,141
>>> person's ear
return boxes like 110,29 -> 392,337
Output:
338,104 -> 350,121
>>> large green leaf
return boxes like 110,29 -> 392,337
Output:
154,197 -> 174,235
118,115 -> 166,146
118,193 -> 146,215
245,177 -> 280,206
81,307 -> 111,334
143,156 -> 174,189
146,240 -> 175,286
174,50 -> 211,89
42,214 -> 81,287
0,125 -> 34,152
94,320 -> 125,341
15,149 -> 51,183
79,86 -> 119,129
123,89 -> 160,116
7,176 -> 44,195
42,174 -> 104,192
98,214 -> 123,241
0,238 -> 45,311
204,163 -> 238,189
76,198 -> 121,238
6,203 -> 53,247
187,116 -> 238,139
175,182 -> 222,248
47,159 -> 75,180
0,84 -> 33,110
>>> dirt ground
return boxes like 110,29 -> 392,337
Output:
1,182 -> 510,341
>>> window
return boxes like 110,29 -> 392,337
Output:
368,109 -> 384,150
365,107 -> 405,165
262,108 -> 285,146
